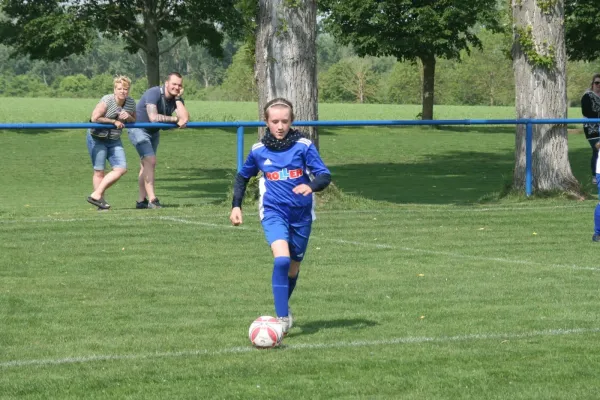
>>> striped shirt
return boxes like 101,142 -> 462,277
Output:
98,94 -> 136,140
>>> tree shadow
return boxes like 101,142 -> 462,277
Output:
569,145 -> 599,197
13,129 -> 56,135
286,318 -> 378,338
153,149 -> 517,206
329,149 -> 515,204
157,167 -> 233,204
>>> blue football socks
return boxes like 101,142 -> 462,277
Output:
272,256 -> 290,317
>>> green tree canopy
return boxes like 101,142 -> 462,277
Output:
565,0 -> 600,61
319,0 -> 501,119
0,0 -> 243,87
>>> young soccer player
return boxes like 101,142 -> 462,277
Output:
229,98 -> 331,335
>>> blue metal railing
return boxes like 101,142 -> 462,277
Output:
2,118 -> 599,197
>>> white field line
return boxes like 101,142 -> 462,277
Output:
1,327 -> 598,369
158,217 -> 600,272
2,215 -> 596,271
315,204 -> 592,214
157,216 -> 255,231
324,239 -> 600,271
0,203 -> 592,225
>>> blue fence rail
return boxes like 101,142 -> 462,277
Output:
2,118 -> 599,197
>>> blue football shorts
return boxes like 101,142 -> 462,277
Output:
261,212 -> 312,262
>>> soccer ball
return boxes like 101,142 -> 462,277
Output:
248,316 -> 283,348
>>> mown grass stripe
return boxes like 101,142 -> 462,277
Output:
2,327 -> 598,369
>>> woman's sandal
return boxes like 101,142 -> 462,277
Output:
87,196 -> 111,210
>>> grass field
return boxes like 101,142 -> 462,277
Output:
1,100 -> 600,399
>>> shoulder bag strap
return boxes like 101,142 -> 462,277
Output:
159,86 -> 167,115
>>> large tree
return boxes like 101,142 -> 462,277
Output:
319,0 -> 500,120
255,0 -> 318,146
512,0 -> 580,195
0,0 -> 241,87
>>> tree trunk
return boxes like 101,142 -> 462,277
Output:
255,0 -> 319,148
143,5 -> 160,88
419,54 -> 436,120
511,0 -> 581,195
358,71 -> 365,104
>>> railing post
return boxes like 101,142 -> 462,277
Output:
236,125 -> 245,172
525,121 -> 533,197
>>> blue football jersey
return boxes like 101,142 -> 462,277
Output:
239,137 -> 330,220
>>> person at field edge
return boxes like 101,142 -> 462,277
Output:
581,73 -> 600,186
584,74 -> 600,242
127,72 -> 190,209
86,75 -> 136,210
229,98 -> 332,335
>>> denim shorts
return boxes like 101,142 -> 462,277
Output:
128,128 -> 160,158
86,130 -> 127,170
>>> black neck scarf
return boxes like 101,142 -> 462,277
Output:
261,128 -> 305,151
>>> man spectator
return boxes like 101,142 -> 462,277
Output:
127,72 -> 190,209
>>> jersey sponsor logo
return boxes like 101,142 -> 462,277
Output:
265,168 -> 303,181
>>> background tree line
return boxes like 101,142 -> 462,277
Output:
0,28 -> 598,108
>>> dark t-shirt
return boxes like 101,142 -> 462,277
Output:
136,85 -> 184,133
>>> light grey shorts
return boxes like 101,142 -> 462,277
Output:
128,128 -> 160,158
86,130 -> 126,170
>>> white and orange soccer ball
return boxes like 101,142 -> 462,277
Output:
248,316 -> 283,348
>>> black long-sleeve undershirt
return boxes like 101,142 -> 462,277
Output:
231,172 -> 332,208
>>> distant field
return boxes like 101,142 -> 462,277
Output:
0,97 -> 586,123
1,100 -> 600,399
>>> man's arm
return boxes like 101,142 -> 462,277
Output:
146,103 -> 178,123
174,99 -> 189,128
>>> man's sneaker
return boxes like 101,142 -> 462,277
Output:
148,198 -> 162,209
287,308 -> 294,329
136,198 -> 149,209
593,177 -> 598,185
593,234 -> 600,242
278,316 -> 290,336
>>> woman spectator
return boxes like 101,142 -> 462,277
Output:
86,76 -> 136,210
581,73 -> 600,185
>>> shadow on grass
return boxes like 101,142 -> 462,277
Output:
158,167 -> 233,205
128,146 -> 600,205
568,145 -> 598,198
319,125 -> 516,136
13,129 -> 56,135
287,318 -> 378,338
156,149 -> 518,205
330,150 -> 515,204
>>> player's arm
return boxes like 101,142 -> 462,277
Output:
230,152 -> 259,225
307,173 -> 331,192
146,103 -> 178,123
232,173 -> 251,209
230,174 -> 250,226
306,144 -> 332,193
